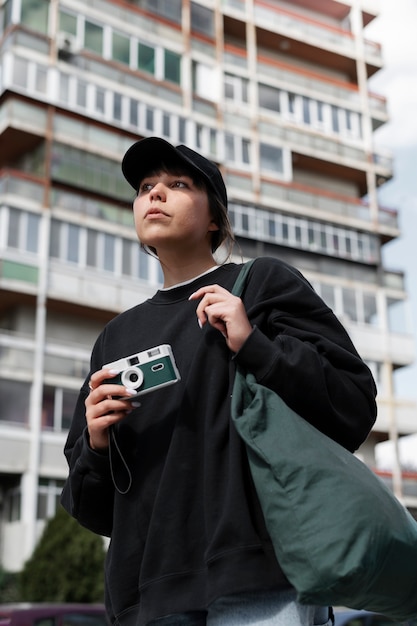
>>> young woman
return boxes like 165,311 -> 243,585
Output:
61,137 -> 377,626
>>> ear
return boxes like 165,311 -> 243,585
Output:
208,220 -> 220,232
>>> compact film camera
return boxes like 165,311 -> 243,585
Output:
103,344 -> 181,400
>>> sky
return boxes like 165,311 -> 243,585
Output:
365,0 -> 417,467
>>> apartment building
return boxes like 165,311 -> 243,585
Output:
0,0 -> 416,571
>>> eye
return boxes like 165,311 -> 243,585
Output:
172,180 -> 188,188
139,181 -> 153,194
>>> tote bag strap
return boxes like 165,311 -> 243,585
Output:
231,259 -> 255,298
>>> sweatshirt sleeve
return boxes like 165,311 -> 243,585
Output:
233,257 -> 377,453
61,333 -> 115,537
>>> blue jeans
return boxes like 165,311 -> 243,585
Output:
148,589 -> 333,625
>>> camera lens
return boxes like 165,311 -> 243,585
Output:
121,367 -> 144,390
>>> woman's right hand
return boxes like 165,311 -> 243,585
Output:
85,369 -> 138,451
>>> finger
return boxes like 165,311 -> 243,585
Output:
188,284 -> 229,301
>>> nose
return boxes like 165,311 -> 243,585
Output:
149,182 -> 166,202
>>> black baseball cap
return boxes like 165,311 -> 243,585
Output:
121,137 -> 228,209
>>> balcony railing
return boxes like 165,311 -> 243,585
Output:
253,0 -> 381,64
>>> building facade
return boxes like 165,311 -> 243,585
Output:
0,0 -> 416,571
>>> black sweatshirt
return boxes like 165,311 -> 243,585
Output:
61,257 -> 377,626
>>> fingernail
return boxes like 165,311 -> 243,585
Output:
131,401 -> 141,408
125,388 -> 138,396
188,292 -> 195,300
198,318 -> 203,329
108,369 -> 119,375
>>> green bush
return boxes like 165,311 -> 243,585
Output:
19,506 -> 106,602
0,567 -> 20,603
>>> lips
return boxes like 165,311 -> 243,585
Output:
145,207 -> 168,218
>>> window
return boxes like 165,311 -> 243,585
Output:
112,31 -> 130,65
225,73 -> 249,104
191,2 -> 214,37
0,378 -> 30,425
76,80 -> 87,108
342,287 -> 358,322
59,10 -> 77,36
193,61 -> 218,101
67,223 -> 80,263
258,83 -> 280,112
164,49 -> 181,84
13,57 -> 29,88
113,93 -> 122,121
260,143 -> 283,174
37,478 -> 65,519
7,208 -> 40,253
129,99 -> 139,127
42,386 -> 79,431
21,0 -> 49,34
138,42 -> 155,75
387,297 -> 407,334
84,20 -> 103,55
146,106 -> 155,131
137,0 -> 182,24
4,484 -> 21,522
363,293 -> 378,326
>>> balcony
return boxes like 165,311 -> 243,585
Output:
226,173 -> 398,237
252,1 -> 382,81
255,55 -> 388,129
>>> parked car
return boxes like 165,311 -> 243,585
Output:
334,608 -> 417,626
0,604 -> 109,626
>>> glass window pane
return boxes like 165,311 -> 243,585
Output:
77,80 -> 87,108
129,99 -> 138,126
364,293 -> 378,326
138,42 -> 155,74
42,385 -> 55,429
67,224 -> 80,263
84,20 -> 103,55
8,208 -> 20,247
164,49 -> 181,84
259,83 -> 280,112
36,66 -> 47,94
103,233 -> 115,271
49,219 -> 61,258
26,213 -> 40,253
21,0 -> 49,34
13,57 -> 29,88
113,93 -> 122,121
0,379 -> 30,425
320,284 -> 335,309
37,492 -> 48,519
62,390 -> 78,430
191,2 -> 214,37
122,239 -> 132,275
59,10 -> 77,36
86,229 -> 97,267
138,247 -> 149,280
95,88 -> 106,114
342,287 -> 358,322
387,297 -> 407,334
260,143 -> 283,173
146,106 -> 154,131
112,31 -> 130,65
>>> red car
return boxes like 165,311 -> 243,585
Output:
0,604 -> 109,626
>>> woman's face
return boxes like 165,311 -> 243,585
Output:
133,170 -> 219,255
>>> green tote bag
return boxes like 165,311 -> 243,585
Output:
231,261 -> 417,622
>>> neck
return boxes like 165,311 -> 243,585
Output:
157,251 -> 218,288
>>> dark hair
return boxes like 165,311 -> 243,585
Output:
137,161 -> 236,258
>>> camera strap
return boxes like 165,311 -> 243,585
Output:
108,424 -> 133,495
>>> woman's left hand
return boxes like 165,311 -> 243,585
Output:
189,284 -> 253,353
